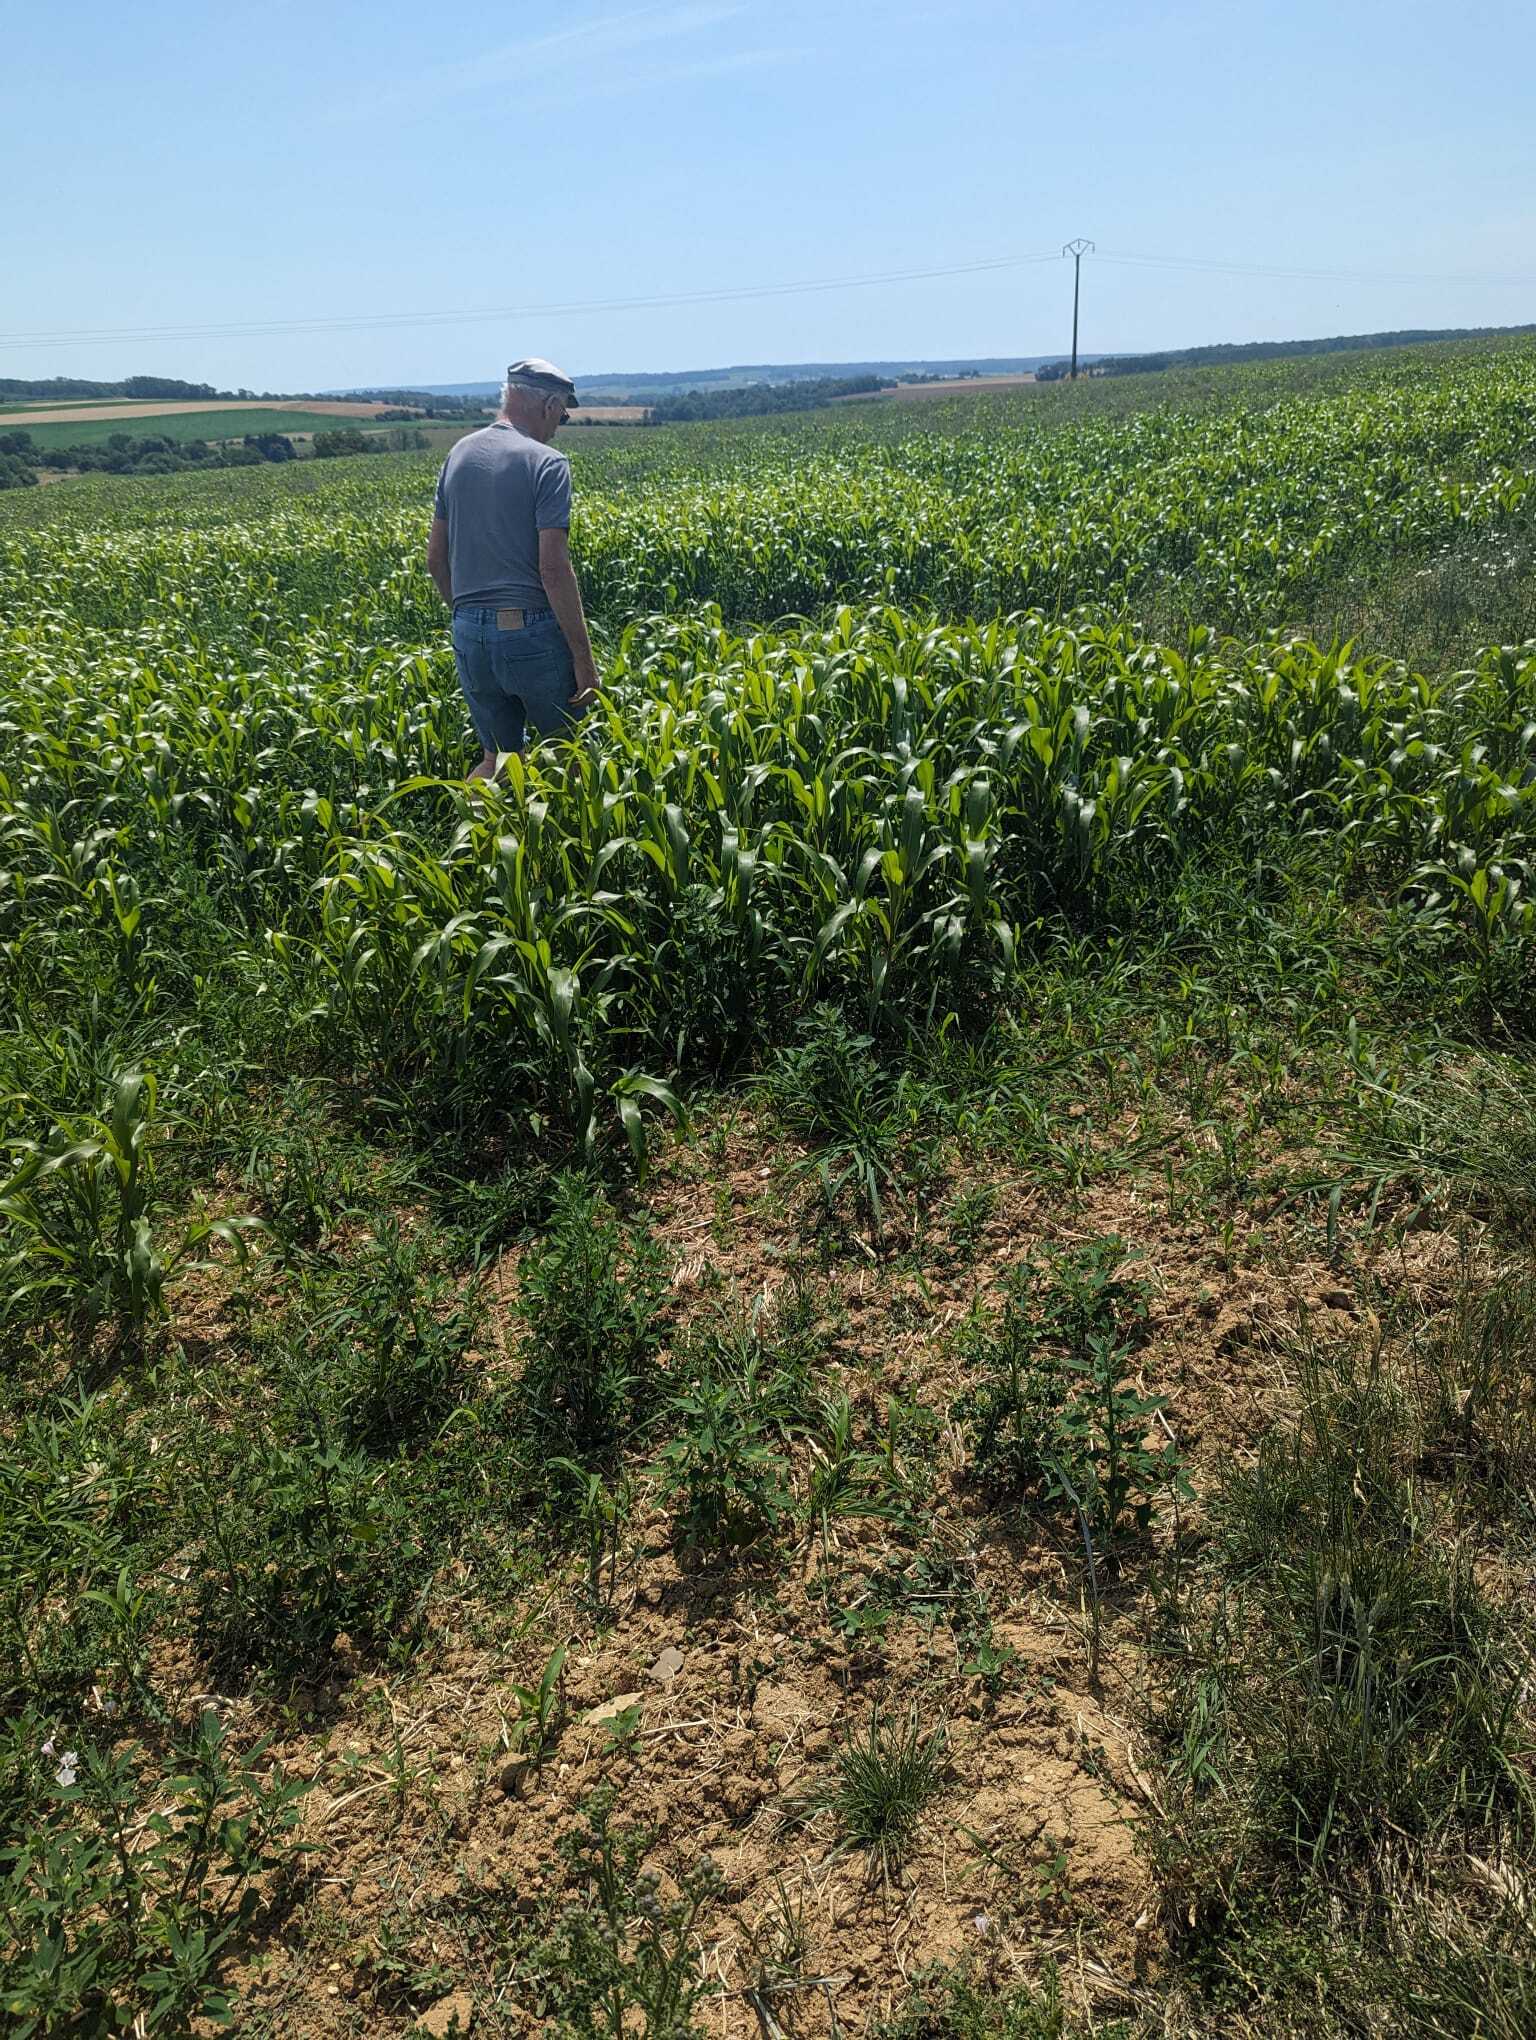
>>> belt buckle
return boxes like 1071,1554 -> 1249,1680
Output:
496,606 -> 524,630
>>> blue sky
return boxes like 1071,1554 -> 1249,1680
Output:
6,0 -> 1535,390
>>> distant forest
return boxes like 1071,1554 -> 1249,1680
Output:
1092,321 -> 1536,379
0,376 -> 235,401
646,375 -> 893,422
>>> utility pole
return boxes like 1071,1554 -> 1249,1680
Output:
1062,239 -> 1094,380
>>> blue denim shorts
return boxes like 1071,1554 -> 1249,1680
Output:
451,604 -> 578,754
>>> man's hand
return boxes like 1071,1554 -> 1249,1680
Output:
570,654 -> 599,707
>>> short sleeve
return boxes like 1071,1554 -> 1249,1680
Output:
533,456 -> 572,530
432,463 -> 449,522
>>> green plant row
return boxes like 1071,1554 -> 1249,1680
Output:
3,339 -> 1534,651
7,606 -> 1533,1172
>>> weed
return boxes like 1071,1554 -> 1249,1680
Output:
740,1879 -> 810,2033
516,1173 -> 667,1463
942,1181 -> 998,1259
549,1460 -> 631,1613
815,1702 -> 947,1883
876,1960 -> 1110,2038
0,1393 -> 167,1715
237,1087 -> 365,1254
312,1217 -> 480,1452
658,1343 -> 792,1552
1333,1048 -> 1536,1240
188,1425 -> 434,1684
805,1392 -> 907,1555
961,1628 -> 1020,1700
0,1706 -> 310,2035
762,1008 -> 917,1246
505,1786 -> 719,2034
1417,1260 -> 1536,1520
953,1239 -> 1188,1542
1152,1348 -> 1534,2016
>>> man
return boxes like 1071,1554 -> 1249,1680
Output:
427,357 -> 598,779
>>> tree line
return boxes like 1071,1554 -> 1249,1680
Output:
644,375 -> 894,423
0,429 -> 300,486
0,376 -> 234,401
0,425 -> 430,489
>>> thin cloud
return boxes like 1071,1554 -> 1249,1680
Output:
349,3 -> 748,120
538,44 -> 790,110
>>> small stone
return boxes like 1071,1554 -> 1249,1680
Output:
649,1646 -> 686,1685
581,1691 -> 643,1727
417,1990 -> 474,2036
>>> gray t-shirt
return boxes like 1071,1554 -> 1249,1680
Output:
432,422 -> 572,610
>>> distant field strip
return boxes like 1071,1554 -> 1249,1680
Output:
837,372 -> 1040,402
0,397 -> 142,416
568,404 -> 649,422
0,397 -> 397,427
15,407 -> 395,451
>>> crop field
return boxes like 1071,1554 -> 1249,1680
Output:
0,400 -> 405,426
10,407 -> 409,454
0,400 -> 143,417
3,341 -> 1536,2036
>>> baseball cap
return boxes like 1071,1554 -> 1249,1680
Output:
505,357 -> 579,407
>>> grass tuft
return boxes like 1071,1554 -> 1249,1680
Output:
818,1702 -> 947,1883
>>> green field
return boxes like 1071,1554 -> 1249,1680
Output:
3,342 -> 1536,2036
9,406 -> 381,451
0,397 -> 142,416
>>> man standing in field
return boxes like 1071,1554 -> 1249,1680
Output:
427,358 -> 598,779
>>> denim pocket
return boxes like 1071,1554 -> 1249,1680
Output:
496,614 -> 559,650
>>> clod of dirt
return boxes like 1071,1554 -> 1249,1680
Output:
415,1990 -> 473,2036
497,1755 -> 530,1797
649,1645 -> 686,1684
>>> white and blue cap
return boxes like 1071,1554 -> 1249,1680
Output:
505,357 -> 578,407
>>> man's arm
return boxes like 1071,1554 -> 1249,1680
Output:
538,526 -> 598,706
427,516 -> 452,606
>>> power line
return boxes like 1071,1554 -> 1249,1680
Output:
1097,249 -> 1536,290
0,251 -> 1064,351
5,239 -> 1531,358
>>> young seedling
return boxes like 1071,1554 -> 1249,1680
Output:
502,1641 -> 568,1768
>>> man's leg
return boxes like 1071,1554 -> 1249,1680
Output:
516,630 -> 583,746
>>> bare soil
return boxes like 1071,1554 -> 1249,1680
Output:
836,376 -> 1039,404
188,1090 -> 1469,2036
